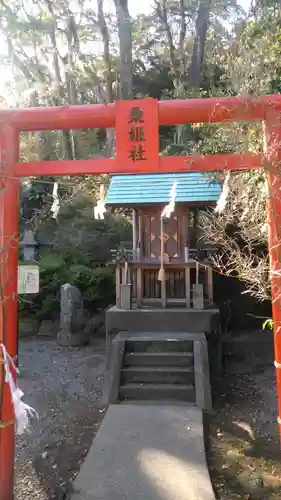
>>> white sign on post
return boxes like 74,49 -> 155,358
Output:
18,265 -> 39,295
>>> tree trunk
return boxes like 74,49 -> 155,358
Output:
65,13 -> 80,159
98,0 -> 115,156
98,0 -> 114,103
44,0 -> 75,160
188,0 -> 212,88
113,0 -> 133,100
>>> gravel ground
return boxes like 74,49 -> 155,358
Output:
14,337 -> 107,500
206,331 -> 281,499
14,331 -> 281,500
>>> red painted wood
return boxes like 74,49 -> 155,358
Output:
0,126 -> 20,500
0,94 -> 281,131
15,158 -> 116,177
15,153 -> 263,177
265,110 -> 281,443
116,99 -> 159,170
158,95 -> 281,125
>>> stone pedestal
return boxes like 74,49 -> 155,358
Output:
120,284 -> 132,310
192,284 -> 204,310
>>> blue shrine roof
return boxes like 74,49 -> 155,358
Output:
105,173 -> 221,205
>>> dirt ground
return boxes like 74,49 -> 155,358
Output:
206,330 -> 281,499
14,330 -> 281,500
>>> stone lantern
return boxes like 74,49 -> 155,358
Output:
21,229 -> 38,262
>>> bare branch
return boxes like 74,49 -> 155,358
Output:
199,170 -> 271,302
154,0 -> 177,74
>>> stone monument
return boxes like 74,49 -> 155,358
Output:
57,283 -> 89,346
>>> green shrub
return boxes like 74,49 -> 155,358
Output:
19,194 -> 130,320
19,251 -> 115,321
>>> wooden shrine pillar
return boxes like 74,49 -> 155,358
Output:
132,209 -> 137,253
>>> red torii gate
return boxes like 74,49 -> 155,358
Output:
1,95 -> 281,499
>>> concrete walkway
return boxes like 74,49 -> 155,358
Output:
71,404 -> 215,500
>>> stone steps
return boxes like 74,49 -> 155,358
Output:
121,366 -> 194,385
119,383 -> 196,402
106,332 -> 212,410
119,339 -> 196,403
123,351 -> 194,367
125,340 -> 194,353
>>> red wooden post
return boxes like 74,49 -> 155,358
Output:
0,125 -> 20,500
266,110 -> 281,442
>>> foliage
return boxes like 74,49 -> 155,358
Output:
19,252 -> 116,320
40,193 -> 132,265
19,192 -> 131,320
1,0 -> 281,312
197,4 -> 281,306
199,169 -> 270,301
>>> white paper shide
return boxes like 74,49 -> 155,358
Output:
0,344 -> 38,434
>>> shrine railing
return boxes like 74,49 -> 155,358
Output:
112,260 -> 213,309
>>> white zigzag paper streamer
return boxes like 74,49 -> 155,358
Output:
0,344 -> 38,434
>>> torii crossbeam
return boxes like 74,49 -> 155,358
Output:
1,95 -> 281,500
